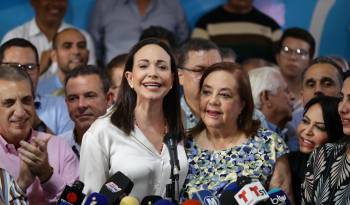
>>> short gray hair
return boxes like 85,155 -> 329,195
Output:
248,66 -> 284,109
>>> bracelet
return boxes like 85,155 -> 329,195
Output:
40,166 -> 54,184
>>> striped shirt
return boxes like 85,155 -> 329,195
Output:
0,168 -> 27,205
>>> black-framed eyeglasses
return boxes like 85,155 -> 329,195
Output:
1,63 -> 39,72
280,46 -> 309,59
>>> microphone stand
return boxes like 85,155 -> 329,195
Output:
165,134 -> 180,204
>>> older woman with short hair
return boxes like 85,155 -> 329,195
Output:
181,62 -> 293,202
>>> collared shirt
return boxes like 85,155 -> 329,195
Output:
89,0 -> 189,64
265,118 -> 299,152
36,75 -> 62,97
180,96 -> 199,130
80,115 -> 189,201
1,18 -> 96,79
59,129 -> 81,159
0,168 -> 27,205
0,130 -> 79,205
35,94 -> 74,135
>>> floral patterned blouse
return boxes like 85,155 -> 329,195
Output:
302,142 -> 350,205
181,128 -> 289,200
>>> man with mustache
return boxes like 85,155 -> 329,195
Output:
60,65 -> 110,158
37,28 -> 89,96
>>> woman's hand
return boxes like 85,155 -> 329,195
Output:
269,155 -> 295,205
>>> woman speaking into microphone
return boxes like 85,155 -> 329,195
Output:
181,62 -> 293,202
79,38 -> 188,201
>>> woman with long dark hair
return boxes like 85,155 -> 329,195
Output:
80,38 -> 188,200
289,96 -> 343,204
302,71 -> 350,204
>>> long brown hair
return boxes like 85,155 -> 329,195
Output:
110,38 -> 184,142
190,62 -> 260,137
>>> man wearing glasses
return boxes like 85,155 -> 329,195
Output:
177,39 -> 222,130
0,38 -> 73,135
275,28 -> 316,110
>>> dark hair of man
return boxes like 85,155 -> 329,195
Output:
110,38 -> 184,142
0,38 -> 39,64
278,27 -> 316,59
64,65 -> 110,94
139,26 -> 177,49
190,62 -> 260,137
303,95 -> 344,143
301,56 -> 344,85
220,47 -> 237,61
106,53 -> 128,83
176,38 -> 221,68
0,65 -> 34,96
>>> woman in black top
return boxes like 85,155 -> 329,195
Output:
289,96 -> 343,204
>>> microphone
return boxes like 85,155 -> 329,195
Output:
119,196 -> 140,205
234,181 -> 269,205
154,199 -> 175,205
266,188 -> 291,205
164,133 -> 180,171
140,195 -> 163,205
84,193 -> 109,205
99,171 -> 134,205
58,180 -> 86,205
192,190 -> 220,205
164,133 -> 180,202
181,199 -> 201,205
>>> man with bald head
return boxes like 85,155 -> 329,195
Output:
37,28 -> 89,96
1,0 -> 95,78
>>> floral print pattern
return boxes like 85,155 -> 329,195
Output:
181,128 -> 289,200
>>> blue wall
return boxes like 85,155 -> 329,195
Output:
0,0 -> 349,60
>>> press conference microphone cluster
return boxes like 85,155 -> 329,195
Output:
58,171 -> 137,205
218,176 -> 291,205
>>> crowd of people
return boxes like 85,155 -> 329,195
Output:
0,0 -> 350,204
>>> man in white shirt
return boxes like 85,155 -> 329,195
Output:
1,0 -> 95,79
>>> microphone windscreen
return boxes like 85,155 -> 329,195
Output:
99,171 -> 134,205
219,190 -> 238,205
119,196 -> 140,205
154,199 -> 175,205
267,188 -> 291,205
181,199 -> 201,205
84,192 -> 109,205
58,180 -> 86,205
140,195 -> 163,205
72,180 -> 85,192
192,190 -> 220,205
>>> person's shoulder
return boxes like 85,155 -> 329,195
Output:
195,6 -> 224,27
2,19 -> 33,43
250,7 -> 280,29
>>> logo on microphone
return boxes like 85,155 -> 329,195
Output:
105,182 -> 122,193
270,194 -> 287,204
203,195 -> 220,205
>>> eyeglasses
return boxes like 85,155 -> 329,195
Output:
280,46 -> 309,59
1,63 -> 39,73
179,66 -> 206,79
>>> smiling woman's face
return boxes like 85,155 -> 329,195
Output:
298,103 -> 329,154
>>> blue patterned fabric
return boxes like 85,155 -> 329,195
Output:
181,128 -> 289,200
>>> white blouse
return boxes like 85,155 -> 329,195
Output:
79,115 -> 189,201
